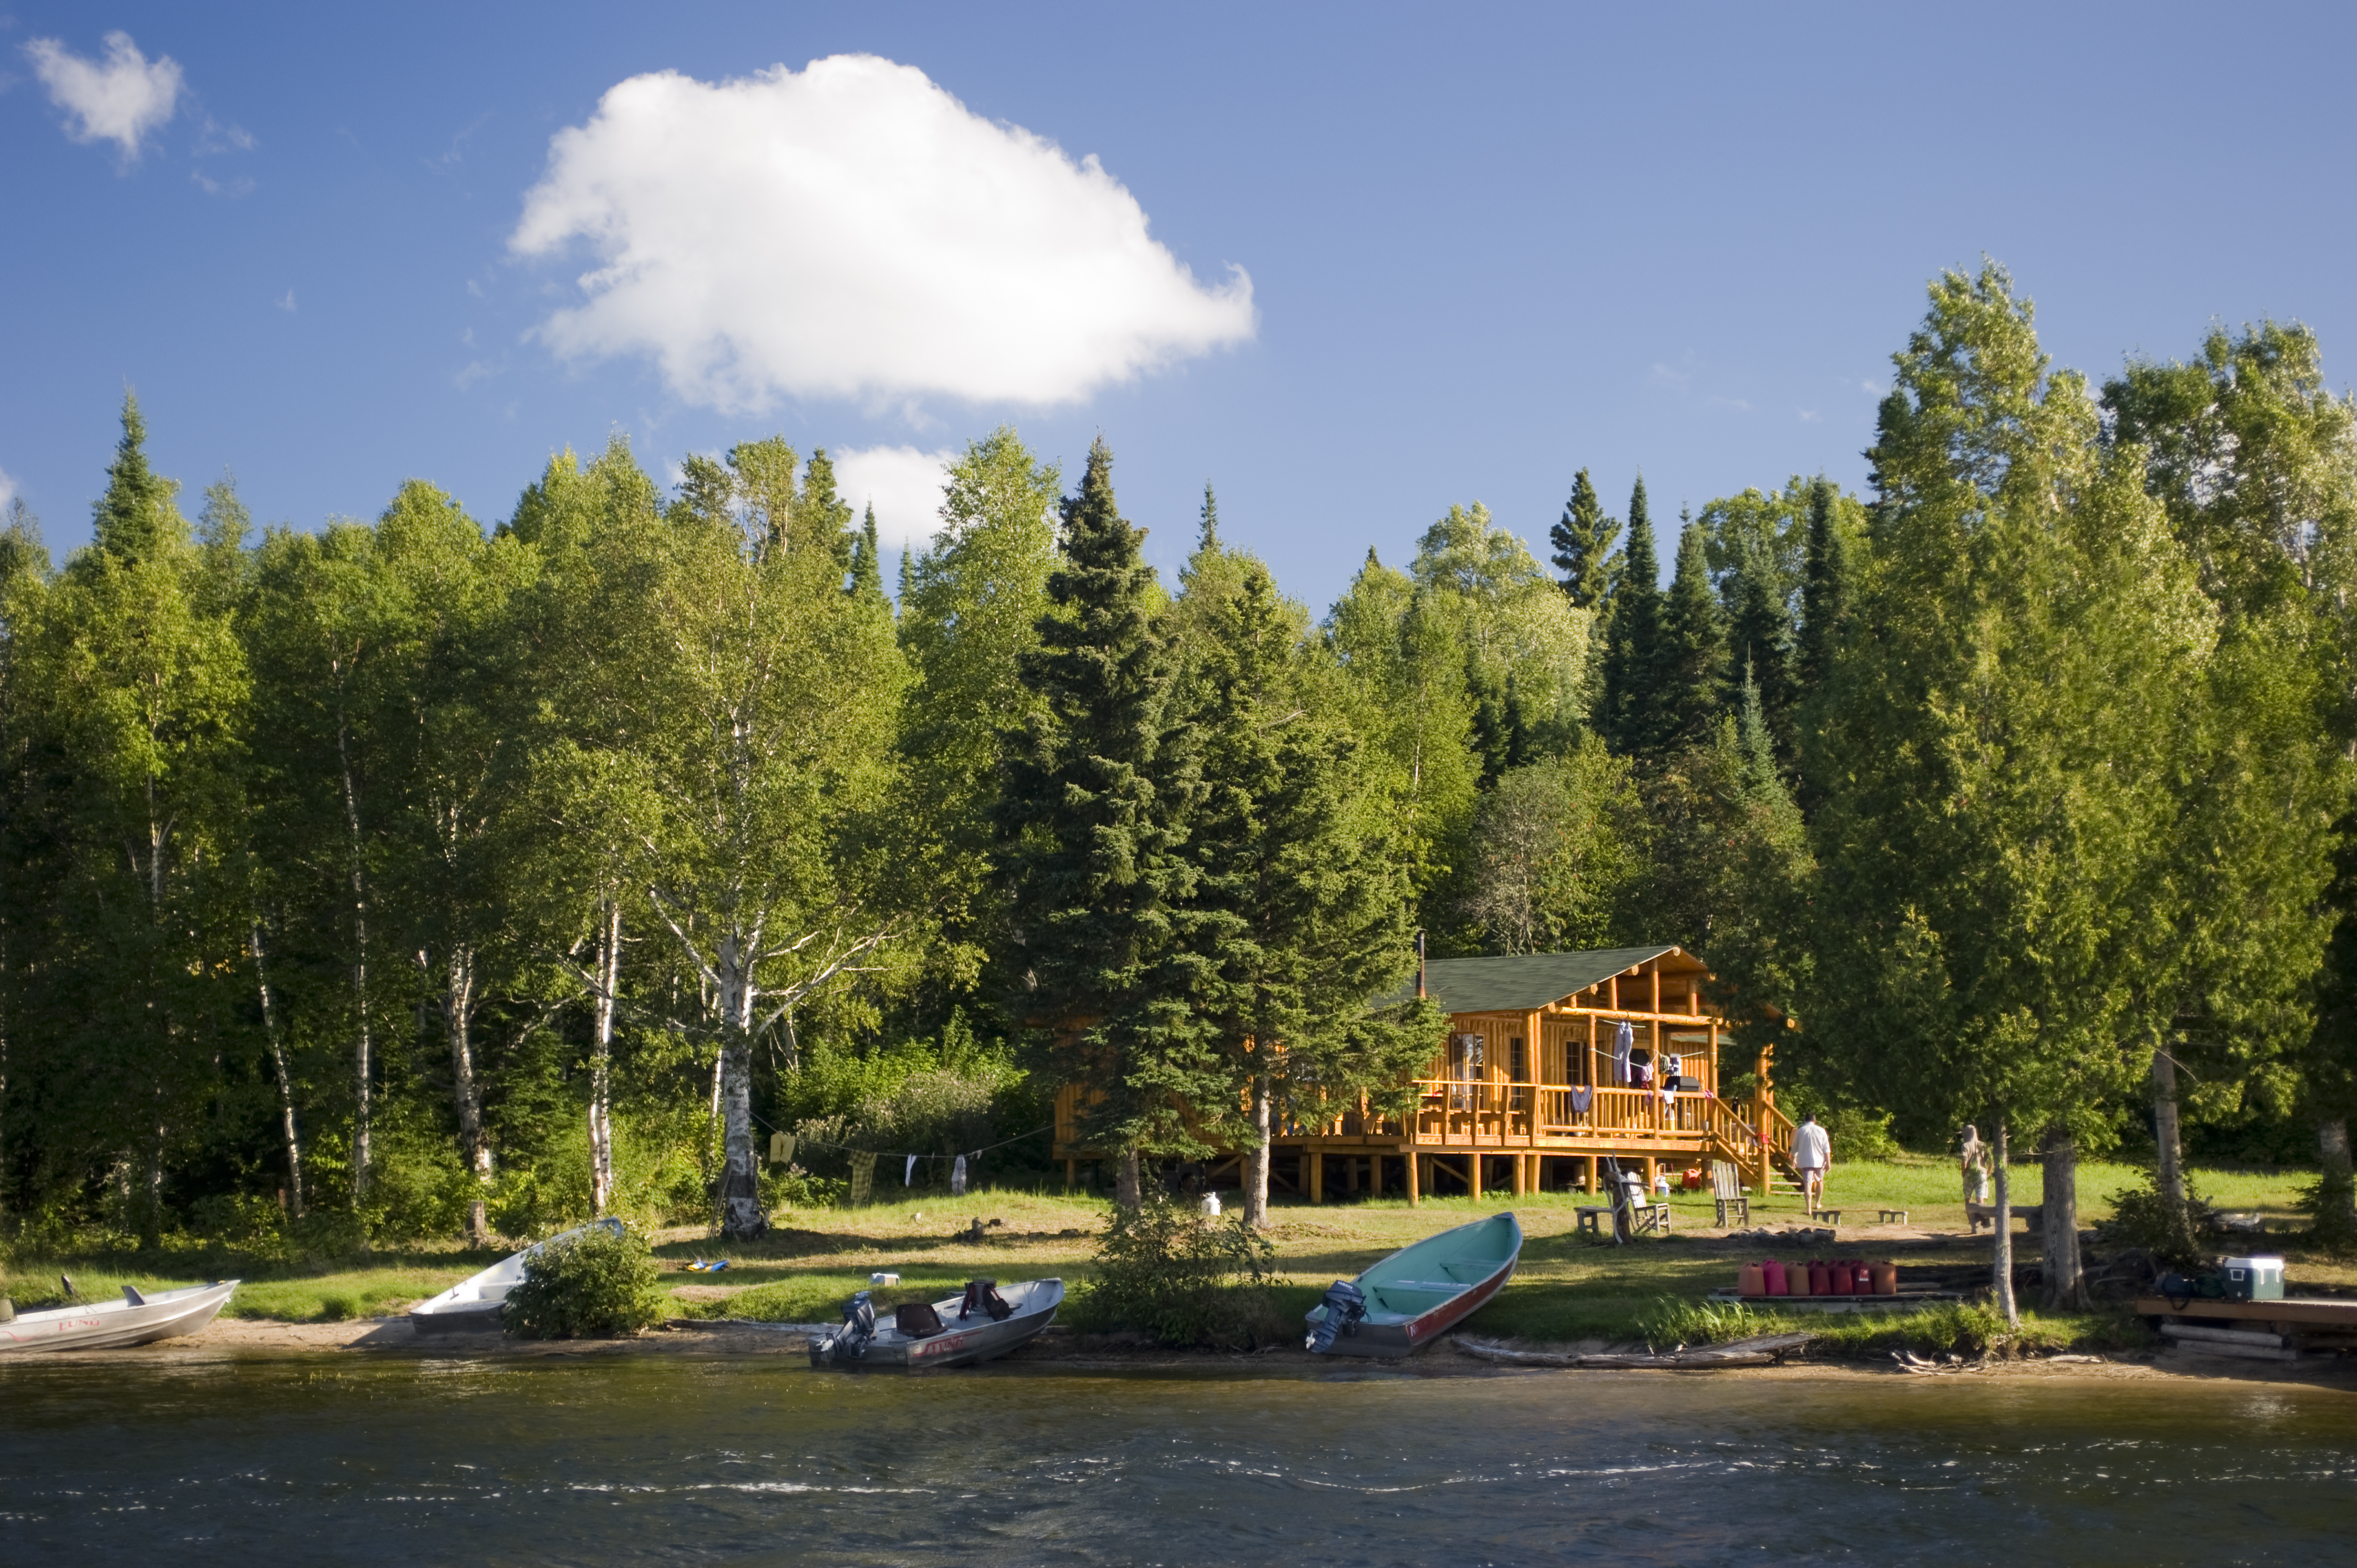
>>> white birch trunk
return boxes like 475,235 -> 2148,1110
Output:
713,927 -> 766,1239
251,920 -> 304,1218
437,945 -> 491,1180
588,896 -> 619,1217
338,721 -> 372,1201
1991,1118 -> 2019,1328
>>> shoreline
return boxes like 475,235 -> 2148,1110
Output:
8,1314 -> 2354,1392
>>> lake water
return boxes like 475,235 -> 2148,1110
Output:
4,1355 -> 2354,1565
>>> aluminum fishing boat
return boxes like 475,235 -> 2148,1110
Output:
810,1277 -> 1062,1369
1304,1210 -> 1522,1357
0,1279 -> 238,1354
408,1218 -> 624,1335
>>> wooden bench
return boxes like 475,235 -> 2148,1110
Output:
1877,1208 -> 1908,1224
1808,1208 -> 1843,1225
1710,1161 -> 1749,1228
1967,1203 -> 2044,1234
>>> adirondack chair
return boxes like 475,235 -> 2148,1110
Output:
1710,1161 -> 1749,1228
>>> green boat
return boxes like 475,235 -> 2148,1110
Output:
1304,1211 -> 1522,1357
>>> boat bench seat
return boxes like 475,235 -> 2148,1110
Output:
1380,1280 -> 1473,1295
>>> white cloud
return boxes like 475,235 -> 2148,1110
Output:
24,31 -> 183,159
0,465 -> 18,515
832,445 -> 955,548
276,288 -> 296,312
510,55 -> 1256,412
1797,408 -> 1821,424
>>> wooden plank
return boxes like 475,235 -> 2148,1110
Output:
2135,1297 -> 2357,1327
1407,1147 -> 1421,1207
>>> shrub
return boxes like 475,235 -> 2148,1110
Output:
2098,1168 -> 2221,1269
502,1223 -> 668,1340
2294,1167 -> 2357,1254
1072,1194 -> 1284,1349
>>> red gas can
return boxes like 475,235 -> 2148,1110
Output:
1763,1259 -> 1788,1296
1850,1261 -> 1874,1295
1829,1258 -> 1854,1296
1806,1261 -> 1830,1297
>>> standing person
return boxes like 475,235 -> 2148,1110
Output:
1792,1112 -> 1832,1212
1957,1124 -> 1991,1206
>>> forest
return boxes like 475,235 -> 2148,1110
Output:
3,264 -> 2356,1276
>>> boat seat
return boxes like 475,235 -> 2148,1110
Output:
894,1302 -> 948,1338
1380,1280 -> 1473,1294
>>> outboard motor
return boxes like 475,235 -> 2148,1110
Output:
1305,1280 -> 1366,1353
811,1289 -> 878,1366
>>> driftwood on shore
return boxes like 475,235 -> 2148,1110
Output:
1454,1330 -> 1816,1370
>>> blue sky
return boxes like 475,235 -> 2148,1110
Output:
4,2 -> 2354,608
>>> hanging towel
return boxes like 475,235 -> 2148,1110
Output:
1568,1085 -> 1594,1115
951,1154 -> 968,1196
848,1151 -> 876,1208
1612,1022 -> 1635,1085
905,1154 -> 918,1187
768,1131 -> 795,1166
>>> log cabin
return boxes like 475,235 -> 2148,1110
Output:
1053,946 -> 1802,1204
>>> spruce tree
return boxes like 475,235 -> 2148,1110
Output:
1550,467 -> 1615,608
1654,513 -> 1728,754
94,391 -> 180,565
849,503 -> 888,606
799,446 -> 857,568
1595,475 -> 1661,755
1183,559 -> 1429,1227
996,437 -> 1199,1205
1795,477 -> 1849,698
1725,546 -> 1793,755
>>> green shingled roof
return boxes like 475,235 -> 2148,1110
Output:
1382,947 -> 1685,1013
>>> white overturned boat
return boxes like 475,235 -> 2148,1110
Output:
0,1280 -> 238,1354
811,1278 -> 1062,1369
1305,1211 -> 1522,1357
408,1218 -> 623,1335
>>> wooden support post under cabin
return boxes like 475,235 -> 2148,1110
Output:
1064,1158 -> 1076,1189
1407,1148 -> 1421,1206
1308,1149 -> 1323,1205
1510,1152 -> 1525,1197
1643,1156 -> 1658,1195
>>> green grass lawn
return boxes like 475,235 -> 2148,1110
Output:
3,1157 -> 2338,1348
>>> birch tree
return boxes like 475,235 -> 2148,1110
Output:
629,439 -> 907,1237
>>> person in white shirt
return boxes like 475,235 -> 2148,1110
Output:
1791,1112 -> 1832,1210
